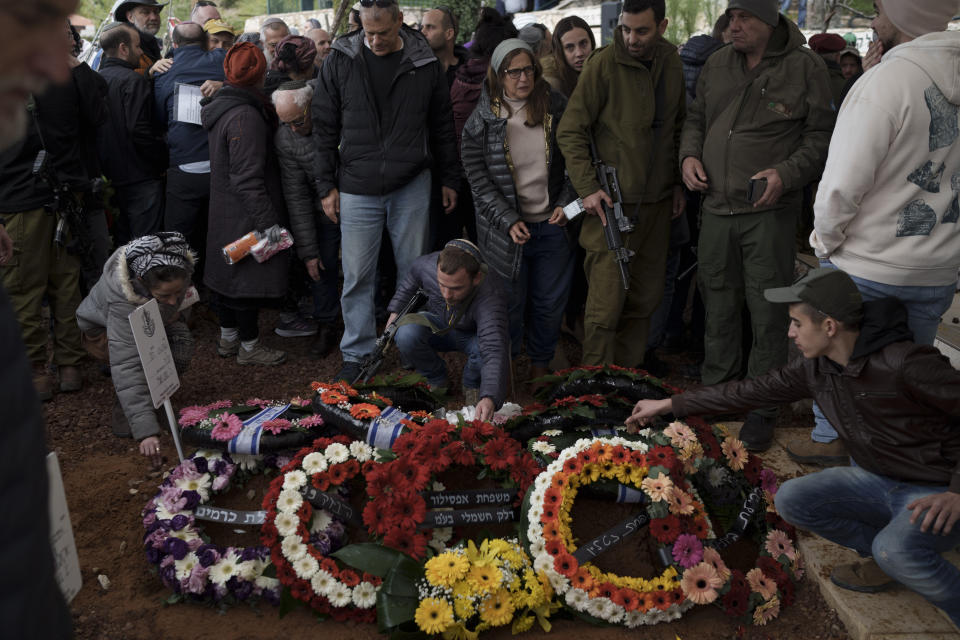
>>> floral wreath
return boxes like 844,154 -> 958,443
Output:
411,538 -> 560,637
508,394 -> 636,443
532,365 -> 681,403
523,435 -> 716,627
654,419 -> 804,625
142,450 -> 285,606
363,418 -> 542,560
177,397 -> 328,453
310,380 -> 436,446
261,436 -> 382,622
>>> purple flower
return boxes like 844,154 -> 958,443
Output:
760,468 -> 778,494
193,456 -> 209,474
185,565 -> 209,594
180,490 -> 201,510
213,459 -> 228,475
143,511 -> 157,527
261,586 -> 281,606
671,533 -> 704,569
310,532 -> 331,556
170,514 -> 190,531
145,547 -> 162,564
229,576 -> 253,601
197,546 -> 220,567
240,546 -> 262,562
161,564 -> 178,590
164,537 -> 189,560
212,474 -> 229,491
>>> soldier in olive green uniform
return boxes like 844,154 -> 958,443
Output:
557,0 -> 686,368
678,0 -> 834,449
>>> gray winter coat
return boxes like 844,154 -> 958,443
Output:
461,86 -> 575,281
387,252 -> 510,408
275,107 -> 326,261
76,248 -> 195,441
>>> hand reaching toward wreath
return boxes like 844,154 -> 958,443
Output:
139,436 -> 162,469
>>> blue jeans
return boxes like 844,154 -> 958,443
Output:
775,466 -> 960,625
309,216 -> 342,324
508,221 -> 574,366
811,264 -> 956,442
780,0 -> 806,27
394,313 -> 482,389
338,170 -> 430,362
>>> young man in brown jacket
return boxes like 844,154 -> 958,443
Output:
627,268 -> 960,626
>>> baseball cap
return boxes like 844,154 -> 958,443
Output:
204,18 -> 235,35
764,268 -> 863,325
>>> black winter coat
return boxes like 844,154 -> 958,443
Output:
97,57 -> 167,187
201,85 -> 289,299
461,87 -> 574,282
678,34 -> 725,105
275,119 -> 326,261
312,25 -> 459,197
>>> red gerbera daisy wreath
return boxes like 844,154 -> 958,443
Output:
362,418 -> 540,560
261,436 -> 381,622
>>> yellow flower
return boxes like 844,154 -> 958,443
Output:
581,463 -> 601,483
415,597 -> 454,635
511,615 -> 535,634
467,564 -> 501,593
451,580 -> 476,619
442,622 -> 479,640
465,540 -> 497,567
478,588 -> 514,626
425,552 -> 470,587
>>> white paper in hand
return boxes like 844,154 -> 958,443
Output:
173,82 -> 203,126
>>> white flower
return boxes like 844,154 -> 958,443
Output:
541,429 -> 563,437
327,582 -> 352,607
209,555 -> 240,586
532,441 -> 556,455
310,569 -> 336,596
302,452 -> 328,474
352,581 -> 378,608
565,588 -> 588,611
495,402 -> 522,419
168,528 -> 201,544
528,504 -> 543,523
237,559 -> 259,581
277,489 -> 304,514
154,502 -> 177,521
529,540 -> 545,558
232,454 -> 261,472
311,510 -> 333,533
534,474 -> 551,491
274,512 -> 301,537
533,554 -> 554,575
174,474 -> 212,502
431,481 -> 446,492
255,575 -> 280,591
600,599 -> 623,623
349,441 -> 373,462
624,610 -> 647,628
708,466 -> 731,487
174,552 -> 199,580
293,554 -> 319,580
282,470 -> 308,490
323,443 -> 349,464
586,597 -> 609,618
281,535 -> 307,561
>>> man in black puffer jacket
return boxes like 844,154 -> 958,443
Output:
312,0 -> 459,382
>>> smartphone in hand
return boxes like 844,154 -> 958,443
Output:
747,178 -> 768,203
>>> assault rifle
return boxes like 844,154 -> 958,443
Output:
33,150 -> 99,274
588,134 -> 635,290
353,288 -> 429,384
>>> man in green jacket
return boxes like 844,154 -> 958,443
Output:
557,0 -> 686,368
678,0 -> 834,450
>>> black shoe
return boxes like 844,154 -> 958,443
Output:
640,348 -> 669,378
335,360 -> 364,383
308,325 -> 338,359
739,412 -> 775,452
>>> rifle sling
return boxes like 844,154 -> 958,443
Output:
396,287 -> 480,337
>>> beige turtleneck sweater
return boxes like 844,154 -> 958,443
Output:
503,95 -> 551,222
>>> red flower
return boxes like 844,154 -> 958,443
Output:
545,538 -> 565,557
540,504 -> 558,523
482,437 -> 514,471
391,492 -> 427,531
312,473 -> 330,492
365,466 -> 394,499
743,455 -> 764,484
542,521 -> 561,540
363,501 -> 389,534
460,425 -> 481,445
553,552 -> 578,577
543,487 -> 563,507
579,394 -> 606,407
650,515 -> 682,543
339,569 -> 360,587
597,582 -> 616,599
758,556 -> 787,582
384,529 -> 427,559
327,463 -> 348,486
649,445 -> 677,469
580,449 -> 595,464
610,446 -> 628,464
522,403 -> 547,416
612,588 -> 639,611
425,450 -> 452,474
552,396 -> 579,409
443,441 -> 476,466
392,432 -> 421,457
652,590 -> 671,610
342,458 -> 360,476
722,585 -> 750,617
729,570 -> 748,592
562,457 -> 583,475
476,421 -> 497,437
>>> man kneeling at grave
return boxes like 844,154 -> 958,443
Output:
390,239 -> 510,422
626,268 -> 960,626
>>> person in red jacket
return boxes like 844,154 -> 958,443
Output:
627,267 -> 960,625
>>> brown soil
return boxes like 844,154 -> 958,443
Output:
48,309 -> 850,640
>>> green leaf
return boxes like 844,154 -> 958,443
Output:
377,448 -> 397,462
332,543 -> 421,579
570,405 -> 596,419
278,586 -> 302,619
647,465 -> 671,479
261,563 -> 277,579
647,500 -> 669,519
165,593 -> 183,605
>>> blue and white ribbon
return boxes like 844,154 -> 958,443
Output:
228,404 -> 290,455
366,406 -> 411,450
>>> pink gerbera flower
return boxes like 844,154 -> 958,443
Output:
721,437 -> 748,471
641,474 -> 674,502
262,418 -> 292,435
672,533 -> 704,568
210,413 -> 243,441
680,562 -> 723,604
663,421 -> 696,447
746,567 -> 778,600
702,547 -> 731,582
205,400 -> 232,411
298,414 -> 324,428
759,468 -> 778,494
178,406 -> 209,427
764,529 -> 796,561
668,488 -> 696,516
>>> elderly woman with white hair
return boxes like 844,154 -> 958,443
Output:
76,232 -> 196,467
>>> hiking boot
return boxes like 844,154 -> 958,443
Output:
237,342 -> 287,366
274,314 -> 318,337
830,559 -> 894,593
464,387 -> 479,406
786,438 -> 849,465
739,412 -> 775,452
58,365 -> 82,393
308,324 -> 338,359
217,337 -> 240,357
335,360 -> 364,383
33,363 -> 53,402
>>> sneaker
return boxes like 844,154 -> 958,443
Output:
237,342 -> 287,366
274,315 -> 318,337
738,412 -> 775,452
786,438 -> 849,465
308,324 -> 338,359
33,363 -> 53,402
335,360 -> 364,383
58,365 -> 82,393
830,560 -> 894,593
464,387 -> 479,406
217,337 -> 240,357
